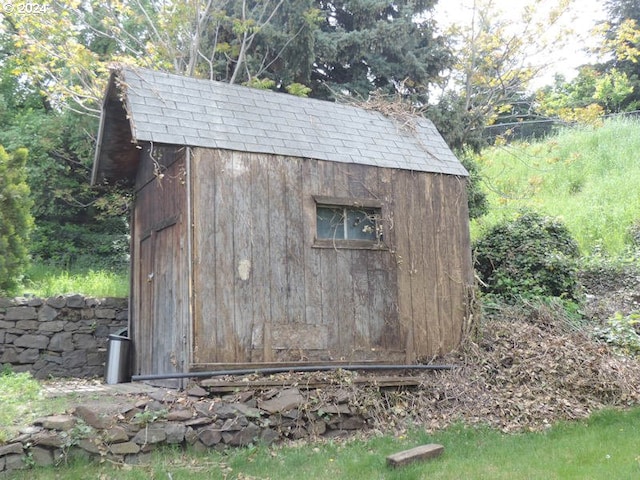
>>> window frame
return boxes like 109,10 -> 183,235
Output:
312,195 -> 387,250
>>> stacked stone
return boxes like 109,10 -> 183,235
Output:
0,296 -> 128,378
0,386 -> 370,474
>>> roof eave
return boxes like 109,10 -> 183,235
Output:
91,67 -> 141,187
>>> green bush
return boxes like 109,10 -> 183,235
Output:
474,209 -> 580,301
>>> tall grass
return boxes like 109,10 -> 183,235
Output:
21,264 -> 129,298
472,118 -> 640,256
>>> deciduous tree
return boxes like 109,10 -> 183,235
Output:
431,0 -> 575,148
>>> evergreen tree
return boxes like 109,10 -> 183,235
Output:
309,0 -> 449,101
0,146 -> 33,295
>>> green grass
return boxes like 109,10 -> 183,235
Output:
20,264 -> 129,298
472,118 -> 640,256
12,407 -> 640,479
0,371 -> 44,442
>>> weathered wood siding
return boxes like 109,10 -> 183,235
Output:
130,146 -> 189,379
191,148 -> 472,368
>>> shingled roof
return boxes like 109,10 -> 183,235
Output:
92,66 -> 467,185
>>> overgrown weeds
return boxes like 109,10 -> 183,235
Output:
19,264 -> 129,297
472,118 -> 640,256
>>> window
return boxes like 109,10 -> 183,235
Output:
314,197 -> 384,249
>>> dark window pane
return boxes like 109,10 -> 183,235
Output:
346,208 -> 377,240
317,206 -> 345,239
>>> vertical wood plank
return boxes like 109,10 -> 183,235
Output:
283,157 -> 306,324
417,174 -> 441,358
267,157 -> 288,330
232,151 -> 255,361
377,166 -> 401,352
191,150 -> 216,364
250,154 -> 271,362
456,175 -> 475,340
213,150 -> 235,362
152,223 -> 178,376
301,159 -> 323,326
433,174 -> 453,355
351,255 -> 370,352
407,172 -> 430,357
443,175 -> 473,350
352,163 -> 380,354
129,206 -> 139,374
393,170 -> 414,363
138,234 -> 154,375
316,161 -> 339,355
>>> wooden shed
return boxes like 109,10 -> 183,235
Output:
92,66 -> 473,380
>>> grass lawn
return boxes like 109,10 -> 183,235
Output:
11,407 -> 640,479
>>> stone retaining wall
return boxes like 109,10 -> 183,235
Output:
0,384 -> 372,475
0,296 -> 128,378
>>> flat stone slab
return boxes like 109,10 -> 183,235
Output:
258,388 -> 304,414
0,443 -> 23,457
386,444 -> 444,468
75,405 -> 110,429
109,441 -> 141,455
39,415 -> 76,431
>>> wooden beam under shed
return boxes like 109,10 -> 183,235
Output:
200,375 -> 421,393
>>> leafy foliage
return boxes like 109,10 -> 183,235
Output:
474,209 -> 580,301
539,0 -> 640,120
597,0 -> 640,111
0,146 -> 33,295
594,311 -> 640,356
536,67 -> 635,122
0,27 -> 130,271
460,155 -> 488,219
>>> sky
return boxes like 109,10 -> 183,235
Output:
433,0 -> 608,89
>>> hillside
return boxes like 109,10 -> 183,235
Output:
471,118 -> 640,256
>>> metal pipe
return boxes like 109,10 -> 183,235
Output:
132,363 -> 455,382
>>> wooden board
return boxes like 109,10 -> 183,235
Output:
386,444 -> 444,468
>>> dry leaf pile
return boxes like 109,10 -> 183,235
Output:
357,313 -> 640,434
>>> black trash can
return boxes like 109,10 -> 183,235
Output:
104,334 -> 131,384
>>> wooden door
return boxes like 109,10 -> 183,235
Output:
136,221 -> 184,385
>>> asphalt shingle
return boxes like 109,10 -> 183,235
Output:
118,67 -> 468,176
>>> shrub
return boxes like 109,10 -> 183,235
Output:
474,209 -> 580,301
